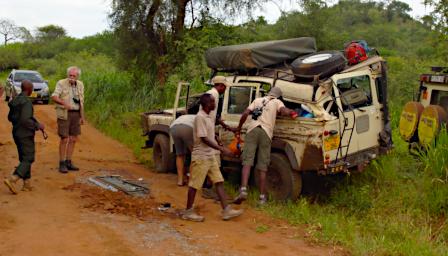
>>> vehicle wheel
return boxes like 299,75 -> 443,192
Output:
43,100 -> 49,105
399,101 -> 424,142
291,51 -> 346,80
254,153 -> 302,201
153,133 -> 175,173
418,105 -> 448,146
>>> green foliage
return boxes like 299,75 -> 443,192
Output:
36,24 -> 67,41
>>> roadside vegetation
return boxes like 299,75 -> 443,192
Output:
1,0 -> 447,255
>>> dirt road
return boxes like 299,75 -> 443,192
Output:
0,103 -> 339,256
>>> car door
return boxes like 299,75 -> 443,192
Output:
219,83 -> 261,147
332,70 -> 382,155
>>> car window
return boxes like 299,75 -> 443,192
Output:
14,72 -> 44,83
337,75 -> 372,110
227,86 -> 254,114
237,80 -> 270,98
430,90 -> 448,113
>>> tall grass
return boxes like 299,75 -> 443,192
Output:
257,124 -> 448,255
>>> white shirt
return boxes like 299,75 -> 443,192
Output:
246,96 -> 285,139
170,114 -> 195,128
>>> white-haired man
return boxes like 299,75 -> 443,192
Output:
51,66 -> 85,173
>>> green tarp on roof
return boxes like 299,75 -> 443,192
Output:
205,37 -> 316,70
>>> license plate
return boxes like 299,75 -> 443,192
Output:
324,135 -> 340,151
30,92 -> 38,98
430,75 -> 445,83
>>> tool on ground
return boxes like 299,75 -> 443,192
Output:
88,175 -> 149,196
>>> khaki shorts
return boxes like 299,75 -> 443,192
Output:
58,111 -> 81,137
242,126 -> 271,171
188,157 -> 224,190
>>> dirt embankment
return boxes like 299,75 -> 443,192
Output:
0,102 -> 341,256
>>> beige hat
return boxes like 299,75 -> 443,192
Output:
268,87 -> 283,98
212,76 -> 232,87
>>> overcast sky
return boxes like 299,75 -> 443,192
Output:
0,0 -> 433,39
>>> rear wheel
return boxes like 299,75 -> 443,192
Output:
153,134 -> 175,172
254,153 -> 302,201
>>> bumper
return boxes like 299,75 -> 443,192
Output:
29,91 -> 50,101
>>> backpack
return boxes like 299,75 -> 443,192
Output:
344,40 -> 369,65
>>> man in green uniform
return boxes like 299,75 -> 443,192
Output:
4,80 -> 45,194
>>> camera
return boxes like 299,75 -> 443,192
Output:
251,107 -> 263,120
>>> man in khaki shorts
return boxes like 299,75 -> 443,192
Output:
234,87 -> 297,205
51,66 -> 85,173
200,76 -> 236,199
182,93 -> 243,222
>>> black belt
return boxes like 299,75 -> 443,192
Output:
68,110 -> 80,113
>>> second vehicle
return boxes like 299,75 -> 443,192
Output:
5,69 -> 50,104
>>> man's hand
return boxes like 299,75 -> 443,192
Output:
63,102 -> 72,110
80,117 -> 85,125
227,127 -> 239,133
220,146 -> 234,157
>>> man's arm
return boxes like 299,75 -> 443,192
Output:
200,137 -> 233,156
19,102 -> 43,131
279,107 -> 297,117
79,83 -> 85,124
51,82 -> 71,110
236,108 -> 252,132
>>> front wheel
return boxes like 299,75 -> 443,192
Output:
254,152 -> 302,201
152,133 -> 175,173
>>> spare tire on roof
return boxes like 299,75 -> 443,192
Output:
291,51 -> 346,80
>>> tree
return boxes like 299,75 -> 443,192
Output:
424,0 -> 448,34
0,19 -> 22,45
36,25 -> 67,41
109,0 -> 266,86
386,0 -> 412,22
18,27 -> 33,42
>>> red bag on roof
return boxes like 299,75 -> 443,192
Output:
345,41 -> 368,65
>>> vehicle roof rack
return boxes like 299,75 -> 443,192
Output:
431,66 -> 448,73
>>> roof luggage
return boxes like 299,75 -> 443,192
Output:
205,37 -> 316,71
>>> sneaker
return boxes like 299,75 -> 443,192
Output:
201,187 -> 219,200
59,161 -> 68,174
233,187 -> 248,205
4,178 -> 18,195
258,194 -> 268,206
181,208 -> 205,222
22,180 -> 33,192
65,160 -> 79,171
221,205 -> 244,221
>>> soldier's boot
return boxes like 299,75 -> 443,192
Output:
65,160 -> 79,171
4,175 -> 20,195
22,179 -> 33,192
59,161 -> 68,174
